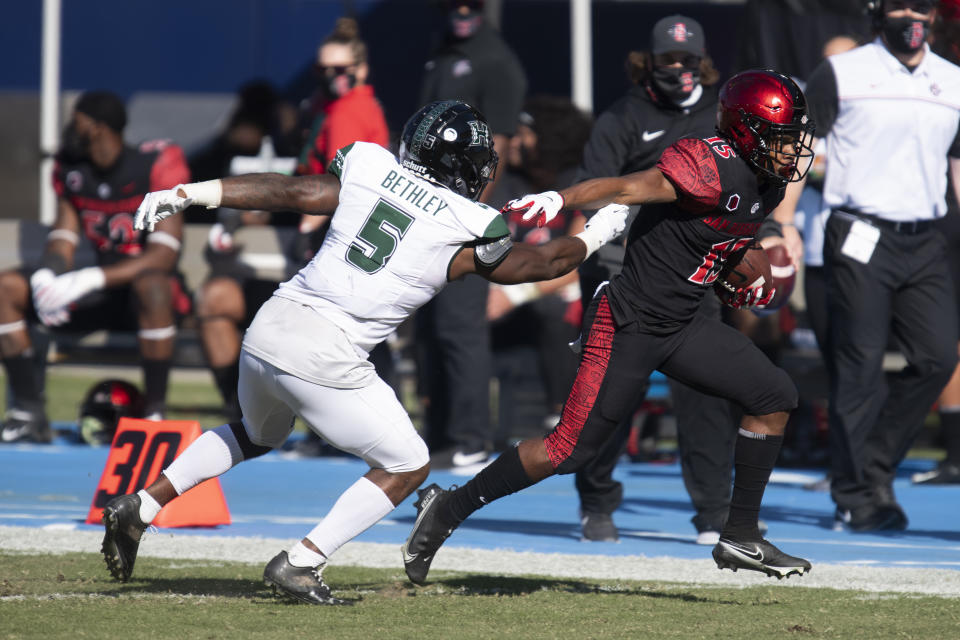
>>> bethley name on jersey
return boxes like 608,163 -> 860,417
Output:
53,140 -> 190,264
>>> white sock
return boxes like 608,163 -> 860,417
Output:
287,541 -> 326,568
161,424 -> 239,495
137,490 -> 162,524
306,477 -> 395,558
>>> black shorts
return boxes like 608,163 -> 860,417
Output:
201,274 -> 278,330
544,288 -> 797,474
240,279 -> 279,328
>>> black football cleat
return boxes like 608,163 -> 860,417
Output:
401,483 -> 456,585
262,551 -> 350,605
101,494 -> 148,582
713,536 -> 811,579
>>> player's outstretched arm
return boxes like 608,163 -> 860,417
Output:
560,167 -> 677,211
452,204 -> 630,284
215,173 -> 341,215
134,174 -> 341,231
503,168 -> 677,227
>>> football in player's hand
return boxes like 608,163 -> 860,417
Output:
713,242 -> 772,307
763,243 -> 796,311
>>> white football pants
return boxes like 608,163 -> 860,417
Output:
238,349 -> 428,472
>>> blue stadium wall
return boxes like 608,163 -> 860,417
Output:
2,0 -> 749,130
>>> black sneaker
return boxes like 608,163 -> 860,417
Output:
401,483 -> 456,585
580,512 -> 619,542
834,504 -> 907,532
263,551 -> 349,605
713,536 -> 811,579
1,410 -> 51,444
101,494 -> 148,582
912,462 -> 960,485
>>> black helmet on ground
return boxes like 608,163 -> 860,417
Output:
78,379 -> 145,445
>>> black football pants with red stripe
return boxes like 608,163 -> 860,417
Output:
544,289 -> 798,474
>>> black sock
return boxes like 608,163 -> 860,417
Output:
444,446 -> 537,527
723,430 -> 783,540
142,358 -> 171,414
940,411 -> 960,465
3,352 -> 44,414
211,362 -> 240,408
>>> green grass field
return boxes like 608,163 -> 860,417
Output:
2,552 -> 958,640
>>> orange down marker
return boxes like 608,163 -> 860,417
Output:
86,418 -> 230,527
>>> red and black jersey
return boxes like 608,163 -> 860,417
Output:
52,141 -> 190,265
606,135 -> 785,333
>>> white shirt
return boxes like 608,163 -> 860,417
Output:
821,39 -> 960,221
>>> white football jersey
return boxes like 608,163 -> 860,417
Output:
270,141 -> 509,354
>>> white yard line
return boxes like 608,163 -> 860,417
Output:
3,525 -> 960,598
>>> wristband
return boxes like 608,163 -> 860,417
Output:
498,282 -> 541,307
574,226 -> 606,259
179,180 -> 223,209
47,229 -> 79,245
147,231 -> 182,252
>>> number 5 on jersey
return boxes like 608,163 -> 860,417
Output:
347,200 -> 415,274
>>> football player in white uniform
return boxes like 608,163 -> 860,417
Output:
99,100 -> 629,604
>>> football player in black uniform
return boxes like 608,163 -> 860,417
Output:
572,14 -> 743,546
0,92 -> 190,442
403,69 -> 816,581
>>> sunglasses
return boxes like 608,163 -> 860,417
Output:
317,64 -> 356,76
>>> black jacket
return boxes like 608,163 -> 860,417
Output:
578,83 -> 719,181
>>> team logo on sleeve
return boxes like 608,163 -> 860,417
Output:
331,148 -> 346,175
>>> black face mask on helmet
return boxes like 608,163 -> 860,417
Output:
60,122 -> 92,163
652,66 -> 701,105
883,16 -> 930,54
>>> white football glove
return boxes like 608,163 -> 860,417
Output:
134,187 -> 193,232
30,268 -> 56,303
206,222 -> 235,253
584,203 -> 629,241
33,266 -> 105,315
501,191 -> 564,228
38,306 -> 70,327
30,268 -> 70,326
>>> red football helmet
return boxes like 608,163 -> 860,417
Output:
717,69 -> 815,184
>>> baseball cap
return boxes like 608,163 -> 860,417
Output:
651,15 -> 706,56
